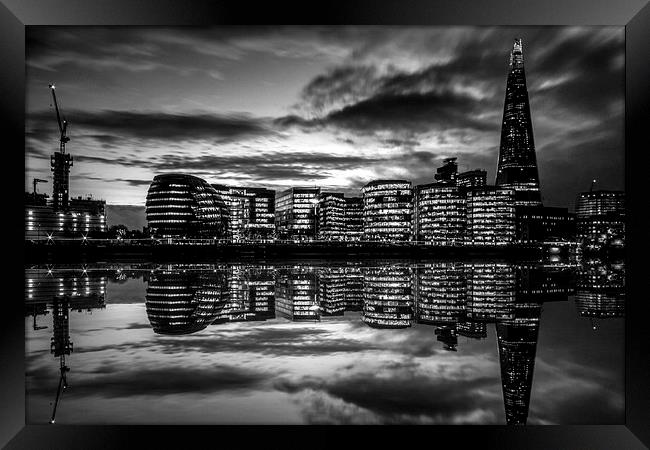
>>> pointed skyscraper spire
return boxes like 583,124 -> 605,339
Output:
496,38 -> 542,207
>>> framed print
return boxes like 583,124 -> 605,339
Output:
3,0 -> 649,448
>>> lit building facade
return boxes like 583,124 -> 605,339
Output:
318,267 -> 347,316
362,266 -> 413,328
495,39 -> 542,207
343,267 -> 364,311
211,185 -> 276,241
145,174 -> 229,239
275,187 -> 320,240
575,190 -> 625,248
465,187 -> 516,246
362,180 -> 413,242
214,266 -> 276,323
316,192 -> 346,240
414,183 -> 466,245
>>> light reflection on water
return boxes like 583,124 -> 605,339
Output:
25,260 -> 625,425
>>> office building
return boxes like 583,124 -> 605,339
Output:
145,174 -> 229,239
343,267 -> 364,311
495,39 -> 542,207
26,193 -> 106,240
465,263 -> 516,322
362,180 -> 413,242
465,187 -> 516,246
318,267 -> 347,316
344,197 -> 364,241
211,185 -> 276,241
275,187 -> 320,240
575,190 -> 625,247
414,263 -> 466,324
434,157 -> 458,184
316,192 -> 346,240
414,183 -> 466,245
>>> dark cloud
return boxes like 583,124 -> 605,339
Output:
27,109 -> 274,144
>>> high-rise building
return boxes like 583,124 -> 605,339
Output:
316,192 -> 346,240
145,174 -> 229,239
575,190 -> 625,248
362,180 -> 413,242
51,152 -> 73,211
495,39 -> 542,207
458,169 -> 487,189
211,185 -> 276,241
414,183 -> 466,245
362,266 -> 413,328
465,186 -> 516,246
275,187 -> 320,240
344,197 -> 364,241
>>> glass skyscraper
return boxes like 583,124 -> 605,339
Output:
495,38 -> 542,207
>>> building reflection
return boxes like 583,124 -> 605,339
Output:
318,267 -> 347,316
575,262 -> 625,328
465,263 -> 516,322
214,266 -> 276,323
361,266 -> 413,328
275,267 -> 320,321
145,267 -> 228,335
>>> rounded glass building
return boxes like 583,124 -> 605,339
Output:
145,174 -> 229,238
361,180 -> 413,242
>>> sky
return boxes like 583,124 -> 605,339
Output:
25,26 -> 624,223
25,275 -> 624,425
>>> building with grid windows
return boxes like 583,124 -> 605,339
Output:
362,180 -> 413,242
575,190 -> 625,248
344,197 -> 364,241
465,186 -> 516,246
275,187 -> 320,240
362,266 -> 413,328
316,192 -> 346,240
414,183 -> 466,245
211,184 -> 276,241
275,267 -> 320,321
25,193 -> 106,240
145,174 -> 229,239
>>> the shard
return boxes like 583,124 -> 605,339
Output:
496,38 -> 542,207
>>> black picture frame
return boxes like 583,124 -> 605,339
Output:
4,0 -> 649,448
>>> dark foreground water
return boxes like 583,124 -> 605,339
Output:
25,260 -> 624,425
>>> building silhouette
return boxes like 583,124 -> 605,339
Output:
458,169 -> 487,189
495,39 -> 542,207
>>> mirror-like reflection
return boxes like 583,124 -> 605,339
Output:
25,259 -> 624,425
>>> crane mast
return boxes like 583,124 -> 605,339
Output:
49,84 -> 70,154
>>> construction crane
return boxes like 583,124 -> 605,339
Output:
590,179 -> 597,192
33,178 -> 48,195
49,84 -> 70,154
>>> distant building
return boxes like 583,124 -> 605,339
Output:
362,180 -> 413,242
414,263 -> 465,324
51,152 -> 73,211
145,174 -> 229,239
25,192 -> 106,240
275,187 -> 320,240
515,206 -> 576,244
575,190 -> 625,248
211,184 -> 276,241
414,183 -> 466,245
344,197 -> 364,241
465,186 -> 516,245
458,169 -> 487,189
316,192 -> 346,240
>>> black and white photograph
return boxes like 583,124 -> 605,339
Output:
23,24 -> 629,427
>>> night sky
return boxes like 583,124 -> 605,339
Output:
25,26 -> 624,227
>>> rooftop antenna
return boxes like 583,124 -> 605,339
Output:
590,179 -> 597,192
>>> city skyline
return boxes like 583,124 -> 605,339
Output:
25,26 -> 624,226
